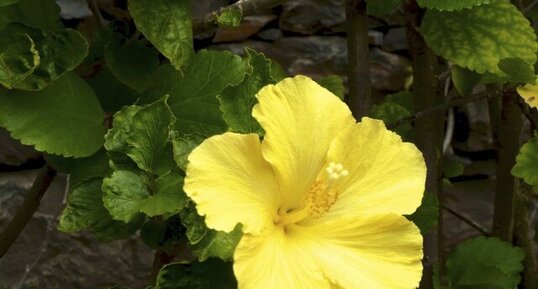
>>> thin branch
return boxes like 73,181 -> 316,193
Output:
345,0 -> 371,118
0,165 -> 57,259
442,204 -> 490,236
388,92 -> 487,129
192,0 -> 285,33
88,0 -> 106,27
524,0 -> 538,13
517,97 -> 538,129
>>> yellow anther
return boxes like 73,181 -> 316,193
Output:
341,170 -> 349,176
335,163 -> 343,171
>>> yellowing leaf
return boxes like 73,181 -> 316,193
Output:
517,76 -> 538,108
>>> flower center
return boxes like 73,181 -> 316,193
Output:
275,162 -> 348,227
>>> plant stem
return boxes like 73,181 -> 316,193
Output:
150,249 -> 176,284
492,88 -> 522,241
405,1 -> 444,288
442,205 -> 490,236
0,165 -> 57,259
513,183 -> 538,289
388,92 -> 487,129
345,0 -> 371,118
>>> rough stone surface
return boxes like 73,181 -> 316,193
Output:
279,0 -> 345,34
0,171 -> 153,289
212,37 -> 412,92
0,129 -> 39,166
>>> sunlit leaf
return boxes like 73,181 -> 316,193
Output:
58,178 -> 141,242
516,76 -> 538,108
417,0 -> 490,11
129,0 -> 193,70
0,72 -> 104,157
124,98 -> 176,175
422,0 -> 538,74
217,7 -> 243,28
172,134 -> 204,171
0,30 -> 38,88
138,171 -> 187,217
5,24 -> 90,90
102,170 -> 148,223
446,237 -> 524,289
218,49 -> 272,134
512,133 -> 538,186
146,50 -> 246,137
155,259 -> 236,289
317,75 -> 345,100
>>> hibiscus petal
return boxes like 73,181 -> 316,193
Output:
252,76 -> 355,211
321,117 -> 425,219
234,226 -> 331,289
301,214 -> 423,289
184,133 -> 280,234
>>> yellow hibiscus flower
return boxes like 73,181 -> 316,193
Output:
184,76 -> 426,289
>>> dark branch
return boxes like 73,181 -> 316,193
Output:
442,204 -> 490,236
0,165 -> 57,259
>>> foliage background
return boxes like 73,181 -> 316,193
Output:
0,0 -> 536,288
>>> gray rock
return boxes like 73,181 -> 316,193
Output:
212,37 -> 412,92
0,129 -> 39,166
279,0 -> 345,34
257,28 -> 283,41
0,171 -> 153,289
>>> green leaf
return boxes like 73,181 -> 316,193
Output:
58,178 -> 141,242
180,202 -> 242,261
269,59 -> 287,82
451,66 -> 481,96
0,0 -> 61,30
0,31 -> 38,88
155,259 -> 236,289
172,134 -> 204,171
105,105 -> 142,154
406,193 -> 439,234
46,149 -> 111,186
180,202 -> 208,245
125,98 -> 176,175
217,7 -> 243,28
512,133 -> 538,186
102,170 -> 149,222
138,171 -> 187,217
0,0 -> 21,7
0,72 -> 105,157
218,49 -> 272,134
191,225 -> 242,262
367,0 -> 401,16
498,58 -> 535,84
446,237 -> 524,289
147,50 -> 246,137
140,218 -> 168,249
104,39 -> 159,93
370,101 -> 412,139
417,0 -> 490,11
5,24 -> 90,90
317,75 -> 345,100
422,0 -> 538,74
129,0 -> 193,70
443,158 -> 465,178
87,68 -> 139,113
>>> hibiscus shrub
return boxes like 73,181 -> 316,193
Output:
0,0 -> 537,289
